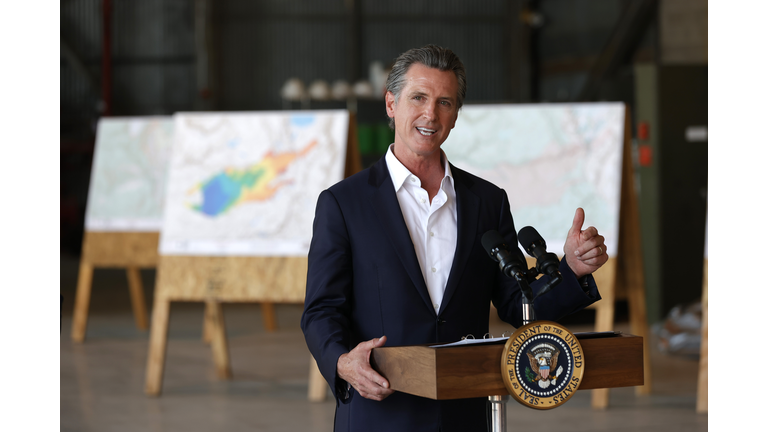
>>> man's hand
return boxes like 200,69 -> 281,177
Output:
337,336 -> 395,401
564,208 -> 609,279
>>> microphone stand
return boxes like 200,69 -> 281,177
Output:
522,296 -> 535,326
488,263 -> 560,432
488,267 -> 536,432
510,271 -> 536,326
517,262 -> 563,325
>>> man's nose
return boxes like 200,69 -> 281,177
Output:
422,102 -> 438,121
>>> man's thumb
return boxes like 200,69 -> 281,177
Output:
569,208 -> 585,236
372,336 -> 387,348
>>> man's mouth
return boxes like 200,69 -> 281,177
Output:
416,127 -> 436,136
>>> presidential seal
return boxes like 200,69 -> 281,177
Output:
501,321 -> 585,409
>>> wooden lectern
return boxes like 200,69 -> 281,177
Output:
372,334 -> 643,431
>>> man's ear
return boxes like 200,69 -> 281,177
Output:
385,91 -> 396,118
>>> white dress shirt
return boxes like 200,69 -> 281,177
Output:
385,144 -> 458,314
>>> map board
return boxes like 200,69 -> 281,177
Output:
442,103 -> 625,255
85,117 -> 174,231
158,110 -> 350,256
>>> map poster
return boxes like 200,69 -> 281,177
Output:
85,116 -> 174,231
442,103 -> 625,255
159,110 -> 349,256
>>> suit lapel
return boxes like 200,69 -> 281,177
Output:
440,166 -> 479,315
368,157 -> 434,314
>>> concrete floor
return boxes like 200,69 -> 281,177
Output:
60,254 -> 708,431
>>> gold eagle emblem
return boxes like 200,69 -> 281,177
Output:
527,348 -> 560,382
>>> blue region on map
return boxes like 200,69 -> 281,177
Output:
196,173 -> 241,217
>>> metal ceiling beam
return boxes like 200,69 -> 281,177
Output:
577,0 -> 658,101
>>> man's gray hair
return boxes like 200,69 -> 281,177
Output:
385,45 -> 467,130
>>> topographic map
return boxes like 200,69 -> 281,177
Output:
85,117 -> 174,231
159,110 -> 349,256
442,103 -> 625,255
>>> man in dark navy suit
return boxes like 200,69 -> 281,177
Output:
301,45 -> 609,432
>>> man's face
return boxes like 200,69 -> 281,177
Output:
385,63 -> 459,162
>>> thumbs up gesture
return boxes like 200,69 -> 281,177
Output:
564,208 -> 608,279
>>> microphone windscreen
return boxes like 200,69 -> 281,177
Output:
481,230 -> 506,256
518,226 -> 544,250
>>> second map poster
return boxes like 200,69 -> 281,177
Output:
442,103 -> 625,255
159,110 -> 349,256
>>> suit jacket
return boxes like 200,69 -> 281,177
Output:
301,155 -> 600,432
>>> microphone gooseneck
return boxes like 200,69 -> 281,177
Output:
481,230 -> 534,303
517,226 -> 563,300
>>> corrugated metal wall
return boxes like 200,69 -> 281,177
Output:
110,0 -> 195,115
61,0 -> 663,133
61,0 -> 102,137
213,0 -> 348,111
213,0 -> 511,111
62,0 -> 513,129
536,0 -> 626,102
361,1 -> 510,104
61,0 -> 195,135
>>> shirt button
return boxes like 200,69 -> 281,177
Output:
410,178 -> 416,182
421,198 -> 426,203
434,304 -> 439,310
430,232 -> 434,237
431,267 -> 436,273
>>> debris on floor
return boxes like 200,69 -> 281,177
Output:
654,299 -> 702,358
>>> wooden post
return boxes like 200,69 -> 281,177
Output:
261,303 -> 278,332
145,296 -> 171,396
696,259 -> 708,413
71,260 -> 94,342
126,266 -> 149,330
206,300 -> 232,379
308,357 -> 327,402
202,300 -> 214,343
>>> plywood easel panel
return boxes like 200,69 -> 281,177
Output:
81,231 -> 160,267
155,255 -> 307,303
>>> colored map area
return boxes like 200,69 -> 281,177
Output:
85,117 -> 174,231
442,103 -> 624,254
159,111 -> 349,256
190,140 -> 316,217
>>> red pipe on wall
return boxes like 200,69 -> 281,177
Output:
101,0 -> 112,116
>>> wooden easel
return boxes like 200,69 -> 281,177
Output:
145,114 -> 361,396
580,107 -> 652,408
71,113 -> 283,343
71,231 -> 278,343
71,231 -> 157,342
491,106 -> 652,409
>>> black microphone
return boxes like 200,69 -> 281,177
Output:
481,230 -> 527,280
517,226 -> 562,281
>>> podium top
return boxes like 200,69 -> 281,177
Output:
371,333 -> 643,400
